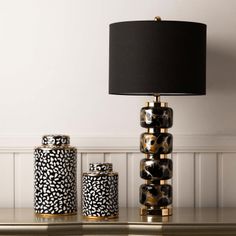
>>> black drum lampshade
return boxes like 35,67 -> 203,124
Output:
108,19 -> 207,217
109,20 -> 206,95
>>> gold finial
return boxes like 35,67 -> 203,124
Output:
154,16 -> 162,21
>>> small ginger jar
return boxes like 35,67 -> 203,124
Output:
82,163 -> 118,219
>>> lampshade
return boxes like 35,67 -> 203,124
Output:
109,20 -> 206,96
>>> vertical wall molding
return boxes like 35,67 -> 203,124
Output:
175,153 -> 195,207
219,153 -> 236,207
14,152 -> 34,208
194,153 -> 200,208
127,153 -> 143,208
217,153 -> 223,207
0,135 -> 236,208
6,151 -> 236,208
13,153 -> 16,209
0,153 -> 14,208
195,153 -> 218,207
125,153 -> 129,208
105,153 -> 127,207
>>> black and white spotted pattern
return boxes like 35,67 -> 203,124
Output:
89,163 -> 113,172
42,135 -> 70,147
34,147 -> 77,215
82,173 -> 118,217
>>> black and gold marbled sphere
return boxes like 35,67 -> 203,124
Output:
140,133 -> 173,154
140,106 -> 173,129
139,184 -> 172,207
140,158 -> 172,180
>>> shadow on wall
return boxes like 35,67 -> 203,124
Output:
207,47 -> 236,94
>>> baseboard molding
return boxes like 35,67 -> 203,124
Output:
0,135 -> 236,153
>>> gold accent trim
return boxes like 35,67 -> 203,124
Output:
161,207 -> 172,216
35,212 -> 77,218
154,94 -> 161,102
160,102 -> 168,107
35,146 -> 76,151
42,134 -> 70,139
147,128 -> 155,133
160,180 -> 168,185
146,101 -> 168,108
140,207 -> 172,216
83,215 -> 118,220
146,102 -> 153,107
160,154 -> 168,159
145,180 -> 169,185
146,154 -> 169,159
147,128 -> 169,133
83,172 -> 118,177
160,128 -> 168,133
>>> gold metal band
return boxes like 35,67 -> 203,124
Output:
83,172 -> 118,177
42,134 -> 70,139
83,214 -> 118,220
160,102 -> 168,107
140,207 -> 172,216
146,101 -> 168,108
160,154 -> 168,159
160,128 -> 168,133
35,212 -> 77,218
147,128 -> 155,133
147,128 -> 168,134
145,180 -> 169,185
35,146 -> 76,151
146,154 -> 169,159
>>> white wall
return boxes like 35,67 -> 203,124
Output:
1,0 -> 236,208
0,0 -> 235,139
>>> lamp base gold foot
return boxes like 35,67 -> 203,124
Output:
140,207 -> 172,216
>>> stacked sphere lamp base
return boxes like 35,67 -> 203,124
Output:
139,95 -> 173,216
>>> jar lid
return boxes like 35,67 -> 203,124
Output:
42,135 -> 70,147
89,163 -> 113,172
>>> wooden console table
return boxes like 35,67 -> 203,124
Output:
0,208 -> 236,235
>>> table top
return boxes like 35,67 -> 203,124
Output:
0,207 -> 236,235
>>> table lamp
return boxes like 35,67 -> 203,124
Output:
109,17 -> 206,216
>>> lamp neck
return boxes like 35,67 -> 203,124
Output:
146,94 -> 167,107
153,94 -> 161,103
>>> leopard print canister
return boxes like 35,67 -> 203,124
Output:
34,135 -> 77,215
82,163 -> 118,218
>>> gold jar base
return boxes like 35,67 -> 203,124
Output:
35,212 -> 77,218
140,207 -> 172,216
83,214 -> 118,220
